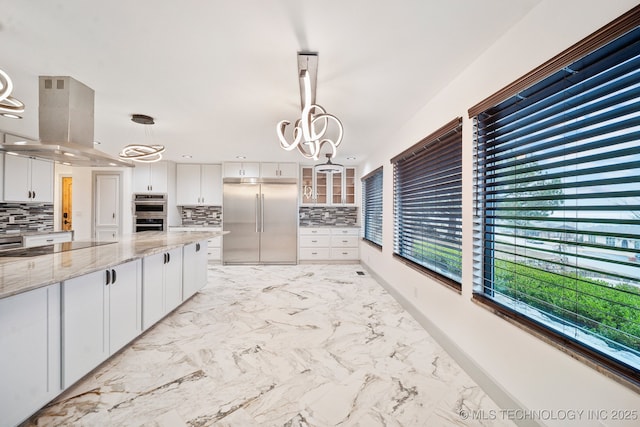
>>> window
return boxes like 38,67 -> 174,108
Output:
472,17 -> 640,384
392,118 -> 462,289
362,167 -> 383,248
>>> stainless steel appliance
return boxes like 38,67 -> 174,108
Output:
133,193 -> 167,232
223,178 -> 297,264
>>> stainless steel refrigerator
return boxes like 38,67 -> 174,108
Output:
222,179 -> 298,264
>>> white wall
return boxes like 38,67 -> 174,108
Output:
359,1 -> 640,426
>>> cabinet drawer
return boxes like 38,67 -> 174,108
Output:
208,236 -> 222,248
300,235 -> 331,247
330,228 -> 360,236
23,232 -> 73,248
330,247 -> 359,260
299,227 -> 330,236
299,247 -> 330,259
208,247 -> 221,260
330,235 -> 358,247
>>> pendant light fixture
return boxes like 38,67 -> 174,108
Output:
314,153 -> 344,174
0,68 -> 25,119
276,53 -> 343,161
119,114 -> 165,163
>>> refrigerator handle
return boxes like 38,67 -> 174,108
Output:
261,193 -> 265,233
255,193 -> 260,233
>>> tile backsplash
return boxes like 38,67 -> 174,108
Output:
299,206 -> 358,227
180,206 -> 222,227
0,203 -> 54,234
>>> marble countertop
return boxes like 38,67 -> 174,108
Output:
0,230 -> 227,300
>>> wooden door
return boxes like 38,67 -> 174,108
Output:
62,177 -> 73,231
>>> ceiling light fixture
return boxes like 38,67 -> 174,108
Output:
315,153 -> 344,174
277,52 -> 343,161
119,114 -> 165,163
0,68 -> 25,119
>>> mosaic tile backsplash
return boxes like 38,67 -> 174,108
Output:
299,206 -> 358,227
180,206 -> 222,227
0,203 -> 54,234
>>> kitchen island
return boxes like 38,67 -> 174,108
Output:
0,230 -> 226,427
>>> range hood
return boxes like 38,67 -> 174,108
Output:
0,76 -> 133,167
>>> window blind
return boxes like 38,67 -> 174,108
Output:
393,118 -> 462,287
362,167 -> 383,247
473,25 -> 640,380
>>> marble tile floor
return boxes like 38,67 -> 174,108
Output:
25,264 -> 514,427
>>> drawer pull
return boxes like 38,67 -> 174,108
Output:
311,240 -> 317,243
311,252 -> 318,255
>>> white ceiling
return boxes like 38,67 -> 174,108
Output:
0,0 -> 540,165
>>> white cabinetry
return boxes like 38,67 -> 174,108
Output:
182,240 -> 208,300
168,227 -> 221,263
176,164 -> 222,205
142,247 -> 183,329
222,162 -> 260,178
62,260 -> 141,388
0,284 -> 61,427
299,227 -> 359,262
4,155 -> 53,203
132,162 -> 169,193
260,162 -> 298,179
300,166 -> 356,205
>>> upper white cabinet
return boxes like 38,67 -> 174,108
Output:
132,162 -> 169,193
4,155 -> 53,203
260,162 -> 298,179
176,164 -> 222,205
61,260 -> 141,388
0,283 -> 61,427
222,162 -> 260,178
300,166 -> 356,205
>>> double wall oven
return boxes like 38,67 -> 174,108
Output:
133,194 -> 167,232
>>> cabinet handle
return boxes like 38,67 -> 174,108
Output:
106,269 -> 111,285
112,212 -> 116,219
311,240 -> 317,243
163,253 -> 167,264
196,242 -> 200,252
311,252 -> 318,255
342,240 -> 348,243
33,191 -> 36,199
112,269 -> 117,283
167,253 -> 170,263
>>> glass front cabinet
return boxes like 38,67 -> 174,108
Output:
300,166 -> 356,205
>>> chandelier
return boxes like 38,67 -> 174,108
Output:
276,53 -> 343,161
0,68 -> 25,119
119,114 -> 165,163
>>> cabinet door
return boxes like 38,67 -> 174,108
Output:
62,269 -> 108,388
315,171 -> 328,204
277,162 -> 298,178
142,252 -> 165,329
243,162 -> 260,177
132,164 -> 151,193
183,241 -> 208,300
331,171 -> 343,204
223,162 -> 259,178
176,164 -> 202,205
0,284 -> 60,427
344,167 -> 356,204
109,260 -> 141,354
30,158 -> 54,202
3,154 -> 31,202
300,167 -> 314,204
149,162 -> 168,193
200,164 -> 222,205
164,247 -> 184,312
260,162 -> 279,178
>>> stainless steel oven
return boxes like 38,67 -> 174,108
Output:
133,194 -> 167,232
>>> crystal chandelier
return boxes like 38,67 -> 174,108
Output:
119,114 -> 165,163
277,53 -> 343,161
0,68 -> 25,119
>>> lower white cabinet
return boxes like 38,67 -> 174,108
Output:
62,260 -> 141,388
169,227 -> 222,262
142,247 -> 183,329
299,227 -> 360,261
0,284 -> 61,427
182,240 -> 208,300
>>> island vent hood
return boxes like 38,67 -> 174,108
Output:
0,76 -> 133,167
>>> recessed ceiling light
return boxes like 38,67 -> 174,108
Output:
182,155 -> 192,159
236,155 -> 246,160
94,140 -> 101,145
346,156 -> 356,160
